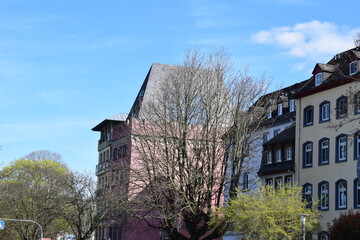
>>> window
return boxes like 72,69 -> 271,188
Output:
117,145 -> 128,159
303,142 -> 313,168
263,132 -> 269,144
265,178 -> 273,186
319,138 -> 329,165
318,231 -> 329,240
273,129 -> 280,137
113,148 -> 118,160
267,108 -> 272,119
277,103 -> 283,116
336,96 -> 348,118
289,99 -> 295,112
266,151 -> 272,164
336,134 -> 347,162
304,105 -> 314,126
354,92 -> 360,114
275,176 -> 283,188
286,147 -> 292,160
354,132 -> 360,160
350,60 -> 358,75
315,72 -> 323,86
275,149 -> 282,162
318,181 -> 329,210
319,101 -> 330,122
285,175 -> 292,184
243,173 -> 249,190
303,183 -> 313,208
354,178 -> 360,209
336,180 -> 347,210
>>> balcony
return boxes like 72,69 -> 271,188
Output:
96,160 -> 110,176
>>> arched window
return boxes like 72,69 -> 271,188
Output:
318,181 -> 329,210
319,138 -> 329,165
336,96 -> 348,118
319,101 -> 330,122
303,183 -> 313,208
304,105 -> 314,126
336,179 -> 347,210
303,141 -> 313,168
336,134 -> 347,162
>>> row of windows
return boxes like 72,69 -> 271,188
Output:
113,145 -> 128,160
304,94 -> 360,126
265,146 -> 292,164
314,60 -> 358,87
303,133 -> 360,168
99,149 -> 110,163
303,178 -> 360,211
267,99 -> 295,119
265,175 -> 293,187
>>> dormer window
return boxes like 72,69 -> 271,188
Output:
277,103 -> 283,116
315,73 -> 323,86
350,61 -> 358,76
289,99 -> 295,112
267,108 -> 272,119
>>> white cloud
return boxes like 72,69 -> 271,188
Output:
251,20 -> 360,60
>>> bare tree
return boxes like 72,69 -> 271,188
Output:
115,49 -> 270,240
62,171 -> 104,240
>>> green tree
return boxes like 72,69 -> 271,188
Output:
0,151 -> 69,240
328,209 -> 360,240
211,184 -> 320,240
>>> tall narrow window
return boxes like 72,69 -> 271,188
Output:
319,181 -> 329,210
243,173 -> 249,190
289,99 -> 295,112
303,183 -> 313,208
266,151 -> 272,164
336,96 -> 348,118
320,101 -> 330,122
277,102 -> 283,116
275,149 -> 282,162
354,178 -> 360,209
303,142 -> 313,168
319,138 -> 329,165
267,108 -> 272,119
263,132 -> 269,144
354,132 -> 360,160
350,61 -> 358,75
304,106 -> 314,126
336,180 -> 347,210
286,147 -> 292,160
266,178 -> 273,186
354,92 -> 360,114
336,134 -> 347,162
315,72 -> 323,86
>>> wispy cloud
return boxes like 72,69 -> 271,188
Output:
251,20 -> 360,60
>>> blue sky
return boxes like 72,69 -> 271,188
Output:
1,0 -> 360,171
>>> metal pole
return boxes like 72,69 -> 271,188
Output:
0,218 -> 43,240
299,214 -> 308,240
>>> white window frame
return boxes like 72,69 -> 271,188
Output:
266,178 -> 273,186
289,99 -> 295,112
315,72 -> 323,86
267,108 -> 272,119
275,149 -> 282,162
277,103 -> 283,116
338,182 -> 347,209
304,143 -> 312,167
320,183 -> 329,210
320,139 -> 329,164
266,151 -> 272,164
350,61 -> 358,76
286,147 -> 292,160
263,132 -> 269,144
321,103 -> 330,121
304,185 -> 312,204
338,136 -> 347,161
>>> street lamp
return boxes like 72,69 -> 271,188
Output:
299,214 -> 309,240
0,218 -> 43,240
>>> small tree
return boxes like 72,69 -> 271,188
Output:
328,209 -> 360,240
211,184 -> 320,240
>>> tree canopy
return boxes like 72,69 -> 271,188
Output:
211,183 -> 320,240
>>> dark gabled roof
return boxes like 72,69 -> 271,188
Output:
295,47 -> 360,99
92,114 -> 128,131
263,124 -> 295,147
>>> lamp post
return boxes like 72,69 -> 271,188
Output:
0,218 -> 43,240
299,214 -> 308,240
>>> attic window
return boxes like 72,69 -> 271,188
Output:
350,61 -> 358,76
315,73 -> 323,86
